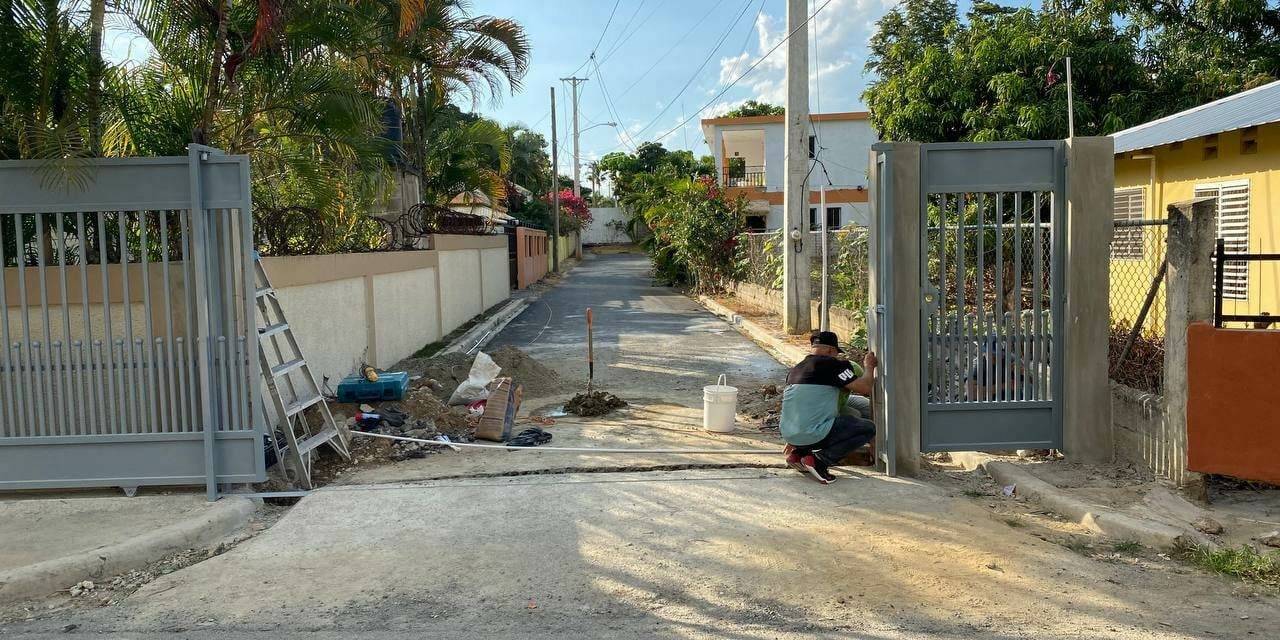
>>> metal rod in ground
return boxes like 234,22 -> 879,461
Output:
1111,258 -> 1167,377
586,307 -> 594,393
353,430 -> 778,455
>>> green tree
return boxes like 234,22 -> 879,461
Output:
722,99 -> 784,117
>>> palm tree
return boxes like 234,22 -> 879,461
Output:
587,160 -> 603,206
504,124 -> 549,193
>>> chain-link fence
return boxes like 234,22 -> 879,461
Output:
1108,219 -> 1169,393
735,231 -> 783,289
809,228 -> 870,317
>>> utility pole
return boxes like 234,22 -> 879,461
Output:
561,76 -> 589,199
550,86 -> 560,273
782,0 -> 811,334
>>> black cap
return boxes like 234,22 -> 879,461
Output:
810,330 -> 844,353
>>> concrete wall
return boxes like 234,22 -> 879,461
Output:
583,207 -> 631,245
263,234 -> 509,385
516,227 -> 548,289
1111,382 -> 1186,484
726,281 -> 862,343
548,231 -> 580,272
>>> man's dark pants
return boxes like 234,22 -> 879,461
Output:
794,416 -> 876,466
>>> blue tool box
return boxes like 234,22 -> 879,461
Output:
336,371 -> 410,403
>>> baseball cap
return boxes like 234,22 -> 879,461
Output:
810,330 -> 844,353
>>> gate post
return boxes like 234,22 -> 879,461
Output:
868,143 -> 921,476
1063,137 -> 1114,463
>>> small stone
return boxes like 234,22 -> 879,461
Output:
1257,531 -> 1280,548
61,623 -> 78,633
1194,517 -> 1224,535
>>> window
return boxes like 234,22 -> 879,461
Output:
808,135 -> 816,159
1196,180 -> 1251,300
808,206 -> 841,231
1111,188 -> 1145,259
1203,133 -> 1219,161
745,215 -> 767,231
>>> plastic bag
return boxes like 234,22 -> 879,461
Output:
448,351 -> 502,406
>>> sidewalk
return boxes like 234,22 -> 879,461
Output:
0,492 -> 257,604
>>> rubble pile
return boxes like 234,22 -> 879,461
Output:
738,383 -> 782,430
565,390 -> 627,417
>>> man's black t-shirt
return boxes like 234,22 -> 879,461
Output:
786,354 -> 857,388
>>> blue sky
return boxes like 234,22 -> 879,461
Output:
478,0 -> 897,176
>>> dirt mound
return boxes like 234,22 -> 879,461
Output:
401,385 -> 475,436
565,391 -> 627,417
393,346 -> 562,401
738,383 -> 782,430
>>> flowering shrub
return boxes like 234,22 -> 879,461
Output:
541,189 -> 593,232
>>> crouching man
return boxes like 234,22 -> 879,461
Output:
781,331 -> 878,484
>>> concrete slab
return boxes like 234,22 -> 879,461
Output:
0,494 -> 256,603
17,470 -> 1275,638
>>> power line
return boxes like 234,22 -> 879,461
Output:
567,0 -> 623,78
646,0 -> 836,148
598,0 -> 650,63
610,0 -> 757,144
603,0 -> 728,105
592,58 -> 640,153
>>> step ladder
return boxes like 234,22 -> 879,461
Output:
253,253 -> 351,488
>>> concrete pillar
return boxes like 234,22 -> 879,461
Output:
781,0 -> 811,334
1163,198 -> 1217,489
1063,137 -> 1115,463
868,143 -> 921,476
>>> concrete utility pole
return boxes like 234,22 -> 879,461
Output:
561,76 -> 589,199
782,0 -> 811,334
550,86 -> 560,273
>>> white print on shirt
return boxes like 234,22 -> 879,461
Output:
837,369 -> 854,381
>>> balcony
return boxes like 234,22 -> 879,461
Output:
723,165 -> 766,188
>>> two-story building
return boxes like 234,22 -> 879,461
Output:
701,111 -> 877,231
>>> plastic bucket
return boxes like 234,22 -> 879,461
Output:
703,374 -> 738,433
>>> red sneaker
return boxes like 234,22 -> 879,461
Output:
784,444 -> 806,474
800,454 -> 835,484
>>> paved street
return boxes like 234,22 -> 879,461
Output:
2,251 -> 1276,639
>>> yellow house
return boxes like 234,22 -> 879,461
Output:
1112,80 -> 1280,330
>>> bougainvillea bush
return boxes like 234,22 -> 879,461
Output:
541,189 -> 593,232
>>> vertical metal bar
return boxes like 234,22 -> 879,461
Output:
0,215 -> 16,433
75,213 -> 97,432
94,340 -> 107,434
56,212 -> 75,432
141,211 -> 157,432
14,212 -> 36,434
976,193 -> 987,402
220,211 -> 239,430
182,210 -> 198,432
239,200 -> 257,436
96,212 -> 119,433
995,196 -> 1006,402
159,211 -> 177,432
1214,239 -> 1225,327
189,148 -> 218,500
34,214 -> 56,436
119,212 -> 141,431
1032,193 -> 1044,401
954,193 -> 966,401
1013,193 -> 1024,401
72,341 -> 86,434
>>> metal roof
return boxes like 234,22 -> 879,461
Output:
1111,79 -> 1280,154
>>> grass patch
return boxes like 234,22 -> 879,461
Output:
962,489 -> 985,498
1003,517 -> 1025,528
1179,544 -> 1280,587
1112,540 -> 1143,555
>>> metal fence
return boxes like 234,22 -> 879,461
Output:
735,231 -> 782,289
1108,219 -> 1169,393
0,147 -> 264,497
810,229 -> 870,319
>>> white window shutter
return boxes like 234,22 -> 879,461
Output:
1196,181 -> 1251,300
1111,188 -> 1144,260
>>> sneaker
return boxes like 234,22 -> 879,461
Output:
784,444 -> 806,474
799,454 -> 835,485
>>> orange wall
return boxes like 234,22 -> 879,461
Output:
515,227 -> 548,289
1187,322 -> 1280,484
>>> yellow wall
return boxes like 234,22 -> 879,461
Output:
1112,122 -> 1280,327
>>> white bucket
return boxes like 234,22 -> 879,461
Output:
703,374 -> 738,433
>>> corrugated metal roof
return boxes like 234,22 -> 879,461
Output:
1111,80 -> 1280,154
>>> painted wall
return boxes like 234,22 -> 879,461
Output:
515,227 -> 548,289
760,202 -> 871,230
1113,122 -> 1280,325
712,118 -> 876,193
1187,323 -> 1280,484
726,281 -> 863,344
583,207 -> 631,245
547,231 -> 580,273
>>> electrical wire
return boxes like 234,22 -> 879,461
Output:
593,58 -> 639,153
566,0 -> 623,78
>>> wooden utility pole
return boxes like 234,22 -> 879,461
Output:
782,0 -> 812,334
551,86 -> 560,273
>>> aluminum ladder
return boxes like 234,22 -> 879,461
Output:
253,253 -> 351,488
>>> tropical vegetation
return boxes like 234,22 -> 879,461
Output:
0,0 -> 559,254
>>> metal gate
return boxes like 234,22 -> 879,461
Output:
920,142 -> 1065,451
0,146 -> 264,498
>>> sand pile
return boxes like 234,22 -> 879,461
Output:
565,391 -> 627,417
738,384 -> 782,430
396,346 -> 563,401
401,384 -> 474,435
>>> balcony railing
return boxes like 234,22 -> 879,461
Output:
723,165 -> 766,188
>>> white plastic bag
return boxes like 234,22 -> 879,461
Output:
448,351 -> 502,406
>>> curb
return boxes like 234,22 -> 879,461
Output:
952,452 -> 1210,551
697,296 -> 807,366
441,298 -> 531,356
0,496 -> 258,604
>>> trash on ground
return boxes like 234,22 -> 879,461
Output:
448,351 -> 502,406
475,378 -> 522,442
565,390 -> 627,417
1002,485 -> 1017,497
1194,517 -> 1225,535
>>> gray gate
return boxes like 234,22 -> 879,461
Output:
919,142 -> 1065,451
0,146 -> 264,498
